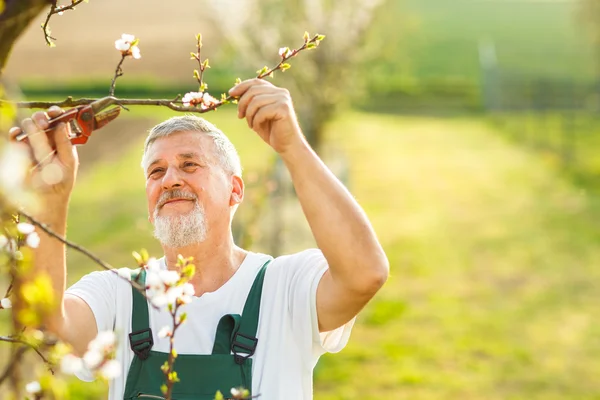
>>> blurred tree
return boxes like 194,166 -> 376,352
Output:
579,0 -> 600,80
205,0 -> 389,151
0,0 -> 50,72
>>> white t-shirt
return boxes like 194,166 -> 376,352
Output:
66,249 -> 355,400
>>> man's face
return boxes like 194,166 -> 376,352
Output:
144,131 -> 236,246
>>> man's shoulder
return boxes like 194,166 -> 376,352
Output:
270,248 -> 326,268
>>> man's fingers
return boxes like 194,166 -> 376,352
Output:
53,122 -> 77,169
47,106 -> 65,119
21,117 -> 54,166
237,85 -> 283,119
229,78 -> 273,103
251,103 -> 279,133
245,94 -> 280,129
8,126 -> 22,141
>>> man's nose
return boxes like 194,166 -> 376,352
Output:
161,166 -> 184,189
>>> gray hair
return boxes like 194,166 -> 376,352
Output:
141,115 -> 242,177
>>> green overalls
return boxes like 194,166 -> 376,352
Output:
122,260 -> 271,399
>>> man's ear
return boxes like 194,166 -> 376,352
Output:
230,175 -> 244,206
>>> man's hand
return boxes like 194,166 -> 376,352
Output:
9,106 -> 79,213
7,107 -> 97,356
229,79 -> 305,155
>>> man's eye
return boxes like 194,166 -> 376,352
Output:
183,162 -> 197,168
150,168 -> 164,175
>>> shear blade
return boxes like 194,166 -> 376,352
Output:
93,107 -> 121,130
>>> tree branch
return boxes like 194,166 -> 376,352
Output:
17,210 -> 157,307
109,55 -> 126,97
41,0 -> 87,47
4,34 -> 325,113
0,336 -> 54,372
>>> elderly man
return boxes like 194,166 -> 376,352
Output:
15,79 -> 389,399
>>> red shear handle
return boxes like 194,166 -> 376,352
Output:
14,107 -> 80,144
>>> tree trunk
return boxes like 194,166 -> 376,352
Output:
0,0 -> 51,74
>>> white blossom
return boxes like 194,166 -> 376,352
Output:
117,268 -> 132,281
83,349 -> 103,369
26,232 -> 40,248
114,33 -> 141,59
115,39 -> 130,51
61,354 -> 84,375
182,92 -> 205,107
180,283 -> 195,304
89,331 -> 117,351
17,222 -> 34,234
159,270 -> 180,286
278,47 -> 292,58
131,46 -> 141,59
158,325 -> 172,339
149,293 -> 168,307
182,92 -> 219,109
0,235 -> 7,249
25,381 -> 41,394
0,144 -> 29,196
121,33 -> 135,42
1,298 -> 12,309
99,359 -> 121,379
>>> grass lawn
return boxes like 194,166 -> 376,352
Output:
3,108 -> 600,399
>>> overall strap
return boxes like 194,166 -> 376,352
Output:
231,259 -> 272,364
129,269 -> 153,360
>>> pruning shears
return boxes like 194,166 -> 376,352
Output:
15,97 -> 121,146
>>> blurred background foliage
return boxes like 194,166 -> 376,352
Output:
2,0 -> 600,398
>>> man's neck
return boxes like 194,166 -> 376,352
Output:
162,235 -> 248,296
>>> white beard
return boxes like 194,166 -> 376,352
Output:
153,201 -> 207,248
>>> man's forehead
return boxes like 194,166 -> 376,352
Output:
147,131 -> 213,159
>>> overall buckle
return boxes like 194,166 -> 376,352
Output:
231,332 -> 258,365
129,328 -> 153,361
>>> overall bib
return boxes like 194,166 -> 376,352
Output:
122,260 -> 271,399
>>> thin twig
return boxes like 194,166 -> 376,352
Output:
0,336 -> 54,372
109,55 -> 126,97
41,0 -> 87,46
17,210 -> 157,307
7,34 -> 325,113
192,34 -> 207,91
164,304 -> 181,399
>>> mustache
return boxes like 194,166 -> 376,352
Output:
156,189 -> 198,209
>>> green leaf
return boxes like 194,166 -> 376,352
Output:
303,31 -> 310,42
131,38 -> 139,47
235,77 -> 242,85
202,59 -> 210,69
256,66 -> 269,75
215,391 -> 224,400
161,384 -> 168,395
179,313 -> 187,324
316,34 -> 326,41
280,63 -> 291,72
193,70 -> 200,80
190,52 -> 197,60
200,82 -> 208,91
306,43 -> 317,49
161,361 -> 169,373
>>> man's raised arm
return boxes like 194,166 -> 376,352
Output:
10,107 -> 98,355
230,79 -> 389,332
